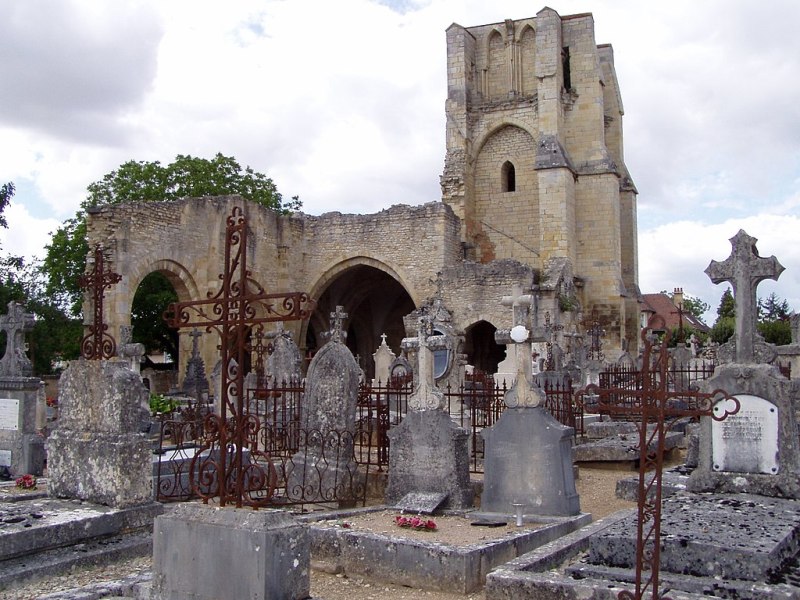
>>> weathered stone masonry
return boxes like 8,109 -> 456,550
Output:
85,8 -> 639,380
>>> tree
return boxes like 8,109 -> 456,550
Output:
716,288 -> 735,320
710,287 -> 793,346
41,154 -> 299,357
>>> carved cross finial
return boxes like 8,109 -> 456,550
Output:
380,332 -> 388,346
705,230 -> 785,362
189,328 -> 203,358
329,306 -> 348,344
0,302 -> 35,377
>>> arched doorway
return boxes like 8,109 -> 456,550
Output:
307,265 -> 415,381
463,320 -> 506,374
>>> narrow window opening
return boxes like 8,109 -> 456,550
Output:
562,46 -> 572,90
501,161 -> 516,192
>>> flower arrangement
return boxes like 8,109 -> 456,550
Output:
395,514 -> 437,531
15,474 -> 37,490
46,396 -> 58,408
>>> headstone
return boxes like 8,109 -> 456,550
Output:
151,503 -> 309,600
48,359 -> 152,507
690,232 -> 800,498
479,287 -> 580,517
372,333 -> 395,384
181,328 -> 209,398
0,302 -> 45,476
385,314 -> 473,509
286,307 -> 362,504
266,324 -> 303,384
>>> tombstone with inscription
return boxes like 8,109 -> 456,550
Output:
48,358 -> 152,506
690,230 -> 800,498
0,302 -> 45,476
267,323 -> 303,385
286,307 -> 362,504
479,288 -> 580,517
385,314 -> 473,510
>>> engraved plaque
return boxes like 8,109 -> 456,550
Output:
0,449 -> 10,466
712,394 -> 779,474
0,398 -> 19,430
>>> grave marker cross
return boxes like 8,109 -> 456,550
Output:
705,229 -> 784,362
164,206 -> 314,508
78,245 -> 122,360
0,301 -> 35,376
577,314 -> 739,600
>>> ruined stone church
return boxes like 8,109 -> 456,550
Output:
86,8 -> 639,383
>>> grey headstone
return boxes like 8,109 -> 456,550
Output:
480,406 -> 580,517
385,409 -> 473,509
267,327 -> 302,384
0,376 -> 46,476
711,394 -> 779,474
47,359 -> 152,507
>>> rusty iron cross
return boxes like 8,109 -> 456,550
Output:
163,206 -> 314,508
577,315 -> 739,600
78,244 -> 122,360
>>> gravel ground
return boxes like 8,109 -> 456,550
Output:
3,465 -> 637,600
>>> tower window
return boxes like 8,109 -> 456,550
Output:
562,46 -> 572,90
501,161 -> 516,192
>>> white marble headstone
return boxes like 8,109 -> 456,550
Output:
712,394 -> 779,474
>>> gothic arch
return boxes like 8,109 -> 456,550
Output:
486,28 -> 506,100
518,24 -> 537,95
473,119 -> 537,158
128,259 -> 200,305
309,256 -> 419,307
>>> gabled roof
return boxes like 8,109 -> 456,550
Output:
641,293 -> 709,333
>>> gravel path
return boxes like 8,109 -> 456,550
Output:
2,466 -> 637,600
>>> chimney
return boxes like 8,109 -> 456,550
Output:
673,287 -> 684,308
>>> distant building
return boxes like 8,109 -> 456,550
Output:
640,288 -> 709,334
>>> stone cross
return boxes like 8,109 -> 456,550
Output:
407,315 -> 447,411
705,230 -> 785,362
0,301 -> 35,377
499,286 -> 544,408
500,286 -> 534,386
329,306 -> 348,344
189,328 -> 203,357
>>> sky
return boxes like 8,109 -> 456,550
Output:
1,0 -> 799,325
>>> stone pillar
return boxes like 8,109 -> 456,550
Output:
48,359 -> 152,507
0,377 -> 45,476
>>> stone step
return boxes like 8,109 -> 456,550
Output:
0,530 -> 153,592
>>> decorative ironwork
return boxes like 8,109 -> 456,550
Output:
576,315 -> 739,600
583,310 -> 605,362
79,244 -> 122,360
163,206 -> 314,508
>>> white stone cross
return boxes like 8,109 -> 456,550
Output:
705,230 -> 784,362
408,315 -> 446,411
0,301 -> 34,377
500,286 -> 544,407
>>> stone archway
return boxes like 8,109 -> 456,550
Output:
307,263 -> 415,381
464,320 -> 506,374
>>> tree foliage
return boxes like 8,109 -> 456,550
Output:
710,287 -> 793,346
41,154 -> 298,358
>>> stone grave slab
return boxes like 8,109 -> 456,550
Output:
574,428 -> 682,463
588,492 -> 800,581
712,394 -> 779,474
584,420 -> 636,440
395,491 -> 448,514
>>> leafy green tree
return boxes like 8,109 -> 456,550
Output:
42,154 -> 298,357
716,288 -> 735,320
710,288 -> 792,346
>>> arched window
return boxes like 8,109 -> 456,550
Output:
501,161 -> 516,192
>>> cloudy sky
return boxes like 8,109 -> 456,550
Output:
1,0 -> 798,324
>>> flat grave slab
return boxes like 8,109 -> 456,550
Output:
588,492 -> 800,581
302,506 -> 590,593
394,491 -> 448,514
574,430 -> 682,463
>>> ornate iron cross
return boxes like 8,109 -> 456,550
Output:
577,314 -> 739,600
78,245 -> 122,360
163,206 -> 314,508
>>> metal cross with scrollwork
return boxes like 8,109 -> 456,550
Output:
543,311 -> 564,370
164,206 -> 314,508
79,245 -> 122,360
576,314 -> 739,600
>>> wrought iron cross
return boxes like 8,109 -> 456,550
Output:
583,310 -> 605,362
163,206 -> 314,508
78,244 -> 122,360
705,230 -> 784,362
577,315 -> 739,600
543,311 -> 564,370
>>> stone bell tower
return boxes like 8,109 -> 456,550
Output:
440,7 -> 640,351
